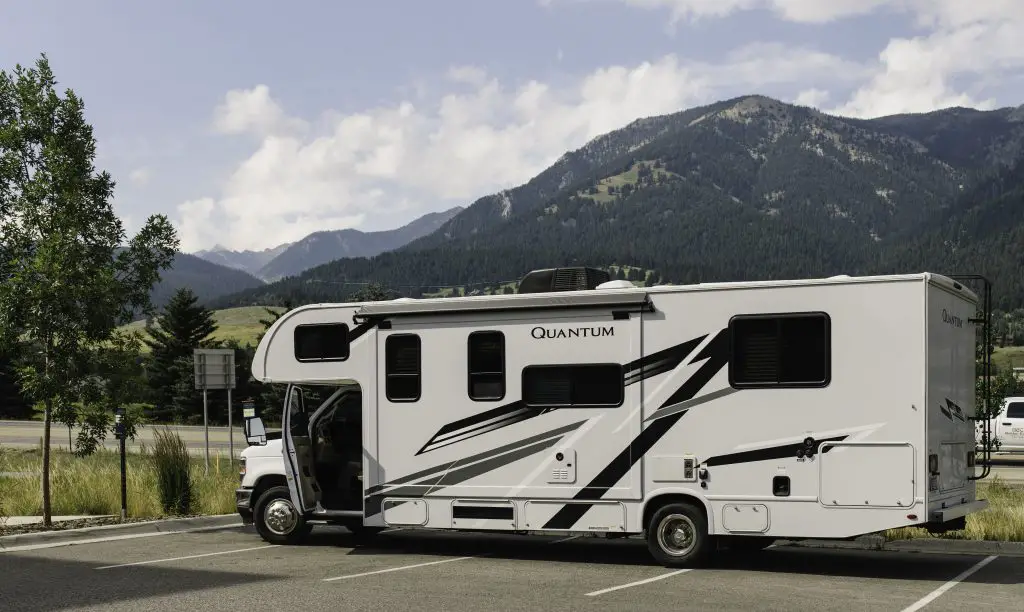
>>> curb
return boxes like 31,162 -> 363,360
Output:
774,535 -> 1024,556
0,514 -> 244,550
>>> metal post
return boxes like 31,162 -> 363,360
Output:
115,409 -> 127,521
203,387 -> 209,474
228,386 -> 233,462
120,433 -> 127,521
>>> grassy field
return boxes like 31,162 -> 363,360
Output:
0,445 -> 238,523
120,305 -> 283,351
575,160 -> 683,204
884,477 -> 1024,542
993,345 -> 1024,372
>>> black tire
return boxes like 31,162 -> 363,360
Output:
253,485 -> 312,545
646,501 -> 714,568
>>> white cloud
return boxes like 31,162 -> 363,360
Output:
128,166 -> 151,186
212,84 -> 308,137
176,43 -> 866,252
568,0 -> 1024,118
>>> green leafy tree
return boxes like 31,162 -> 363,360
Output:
71,329 -> 149,455
143,287 -> 218,422
350,282 -> 398,302
0,54 -> 178,525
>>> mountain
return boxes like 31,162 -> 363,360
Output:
194,242 -> 293,276
193,206 -> 463,281
150,252 -> 265,308
255,206 -> 463,281
207,94 -> 1024,311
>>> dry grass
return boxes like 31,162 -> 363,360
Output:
885,477 -> 1024,541
0,443 -> 238,520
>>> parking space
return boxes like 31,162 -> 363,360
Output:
2,524 -> 1022,611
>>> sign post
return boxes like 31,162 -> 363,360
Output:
193,348 -> 236,474
114,408 -> 127,521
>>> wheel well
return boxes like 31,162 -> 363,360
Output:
251,474 -> 288,506
642,493 -> 709,531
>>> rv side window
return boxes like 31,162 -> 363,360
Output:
522,364 -> 624,407
468,331 -> 505,401
294,323 -> 350,361
386,334 -> 421,402
729,312 -> 830,388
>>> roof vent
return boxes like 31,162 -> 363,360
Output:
596,280 -> 635,290
517,266 -> 611,294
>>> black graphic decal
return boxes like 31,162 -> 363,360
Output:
365,423 -> 582,518
702,435 -> 848,466
542,329 -> 731,530
414,333 -> 709,455
939,398 -> 966,423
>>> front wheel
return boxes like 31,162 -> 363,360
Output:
253,485 -> 312,545
646,502 -> 713,568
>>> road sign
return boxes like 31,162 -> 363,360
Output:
193,348 -> 236,390
242,398 -> 256,418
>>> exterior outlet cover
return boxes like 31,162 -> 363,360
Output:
548,448 -> 577,484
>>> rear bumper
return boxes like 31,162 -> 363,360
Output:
235,487 -> 254,524
930,498 -> 989,523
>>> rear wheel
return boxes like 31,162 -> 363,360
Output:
646,501 -> 714,568
253,485 -> 312,545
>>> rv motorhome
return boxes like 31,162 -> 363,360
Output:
237,268 -> 994,568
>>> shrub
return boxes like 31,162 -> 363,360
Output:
151,427 -> 193,515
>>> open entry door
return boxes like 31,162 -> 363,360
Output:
281,384 -> 320,513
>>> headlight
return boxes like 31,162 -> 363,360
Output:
239,457 -> 247,482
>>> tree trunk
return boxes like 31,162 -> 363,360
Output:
42,396 -> 52,526
41,346 -> 52,527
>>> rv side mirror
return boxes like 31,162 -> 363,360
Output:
244,416 -> 267,446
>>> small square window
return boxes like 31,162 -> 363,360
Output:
386,334 -> 420,402
468,331 -> 505,401
294,323 -> 350,361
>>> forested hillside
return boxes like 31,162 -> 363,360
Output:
149,252 -> 265,307
207,95 -> 1024,311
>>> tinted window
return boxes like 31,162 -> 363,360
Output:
729,312 -> 830,388
1007,401 -> 1024,419
294,323 -> 350,361
386,334 -> 420,402
522,364 -> 623,407
468,331 -> 505,401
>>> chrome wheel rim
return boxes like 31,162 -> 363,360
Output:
264,498 -> 298,535
656,513 -> 697,556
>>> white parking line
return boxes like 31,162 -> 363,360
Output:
95,545 -> 278,569
324,529 -> 583,581
585,569 -> 694,596
0,523 -> 245,553
323,555 -> 477,581
900,555 -> 998,612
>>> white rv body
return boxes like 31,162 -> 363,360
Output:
244,271 -> 990,565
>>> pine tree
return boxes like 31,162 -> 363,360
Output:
143,288 -> 218,422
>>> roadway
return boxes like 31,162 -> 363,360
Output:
1,523 -> 1021,611
0,419 -> 250,458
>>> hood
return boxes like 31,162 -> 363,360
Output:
240,438 -> 282,459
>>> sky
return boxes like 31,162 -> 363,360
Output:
2,0 -> 1023,254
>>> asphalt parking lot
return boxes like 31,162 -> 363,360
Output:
1,524 -> 1022,612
